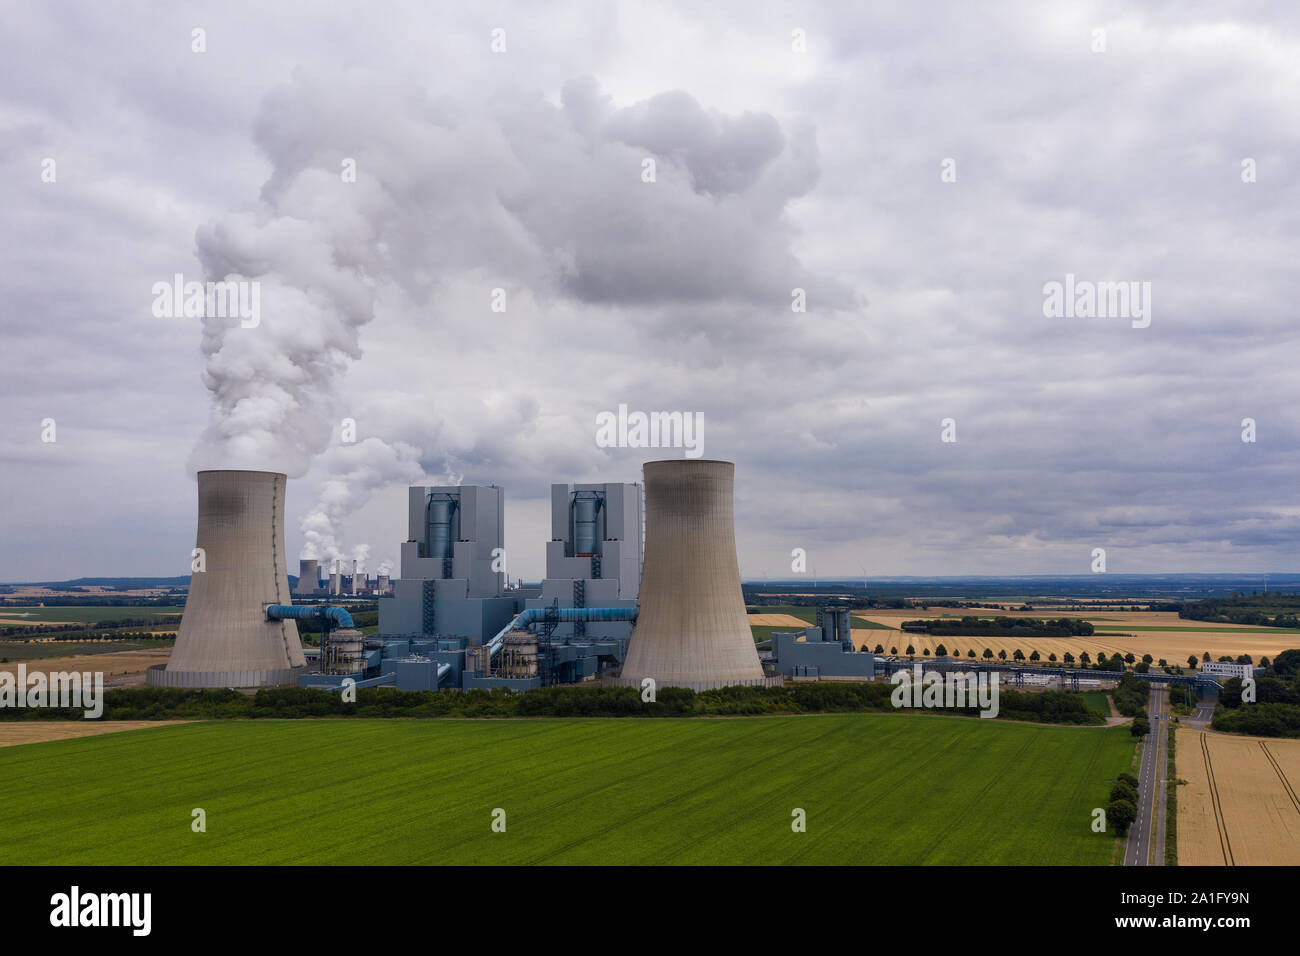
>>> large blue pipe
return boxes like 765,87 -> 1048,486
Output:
485,606 -> 637,658
266,604 -> 355,629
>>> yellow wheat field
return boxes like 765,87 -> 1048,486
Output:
1176,729 -> 1300,865
746,614 -> 814,628
850,610 -> 1300,663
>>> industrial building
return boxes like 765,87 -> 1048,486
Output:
168,460 -> 797,695
765,607 -> 875,680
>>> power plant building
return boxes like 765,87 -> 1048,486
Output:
377,484 -> 518,644
524,482 -> 642,640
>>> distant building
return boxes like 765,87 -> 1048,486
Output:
1199,661 -> 1254,681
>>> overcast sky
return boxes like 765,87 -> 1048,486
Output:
2,1 -> 1298,582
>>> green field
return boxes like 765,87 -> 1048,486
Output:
0,606 -> 183,624
0,715 -> 1133,865
1079,692 -> 1112,717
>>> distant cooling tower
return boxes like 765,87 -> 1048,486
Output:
148,470 -> 306,688
620,460 -> 765,689
297,559 -> 319,595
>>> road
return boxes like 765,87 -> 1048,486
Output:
1123,683 -> 1168,866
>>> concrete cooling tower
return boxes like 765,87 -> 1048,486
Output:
620,459 -> 766,689
148,470 -> 307,688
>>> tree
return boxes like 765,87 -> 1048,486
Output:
935,644 -> 948,658
1131,717 -> 1150,737
1203,651 -> 1211,662
1030,650 -> 1041,662
1118,771 -> 1139,788
1063,652 -> 1074,665
1013,649 -> 1025,662
1187,655 -> 1198,669
905,644 -> 916,657
1124,652 -> 1135,664
873,644 -> 884,655
983,648 -> 993,660
997,649 -> 1007,661
1107,798 -> 1137,834
1110,780 -> 1138,804
1079,651 -> 1091,665
1048,652 -> 1057,663
967,648 -> 976,658
890,647 -> 898,655
1142,654 -> 1153,665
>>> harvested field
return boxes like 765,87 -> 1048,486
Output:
1176,729 -> 1300,866
851,610 -> 1300,662
0,648 -> 172,680
746,614 -> 814,628
0,721 -> 187,748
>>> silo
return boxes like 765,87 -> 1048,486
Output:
297,559 -> 319,596
148,470 -> 307,687
620,460 -> 763,688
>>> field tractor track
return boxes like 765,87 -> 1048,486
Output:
1200,733 -> 1234,866
1259,741 -> 1300,817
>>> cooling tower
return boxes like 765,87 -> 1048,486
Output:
148,470 -> 307,688
620,460 -> 765,689
297,559 -> 319,595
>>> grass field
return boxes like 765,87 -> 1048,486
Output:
1080,693 -> 1111,717
0,715 -> 1133,865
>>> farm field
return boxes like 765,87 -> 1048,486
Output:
0,639 -> 173,661
746,613 -> 813,628
1176,729 -> 1300,865
0,721 -> 188,748
0,605 -> 182,625
851,610 -> 1300,663
0,648 -> 172,679
0,715 -> 1134,865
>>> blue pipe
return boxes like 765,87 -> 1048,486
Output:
485,606 -> 637,658
266,604 -> 355,629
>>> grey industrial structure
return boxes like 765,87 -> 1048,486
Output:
166,461 -> 872,694
765,607 -> 875,680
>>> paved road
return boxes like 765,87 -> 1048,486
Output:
1124,684 -> 1168,866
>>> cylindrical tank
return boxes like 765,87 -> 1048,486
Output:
427,497 -> 455,561
297,559 -> 319,595
574,494 -> 600,556
836,608 -> 853,649
620,460 -> 763,688
324,628 -> 366,675
148,470 -> 306,688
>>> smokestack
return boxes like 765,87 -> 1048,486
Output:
297,559 -> 319,596
620,460 -> 763,688
149,470 -> 306,687
330,570 -> 342,595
